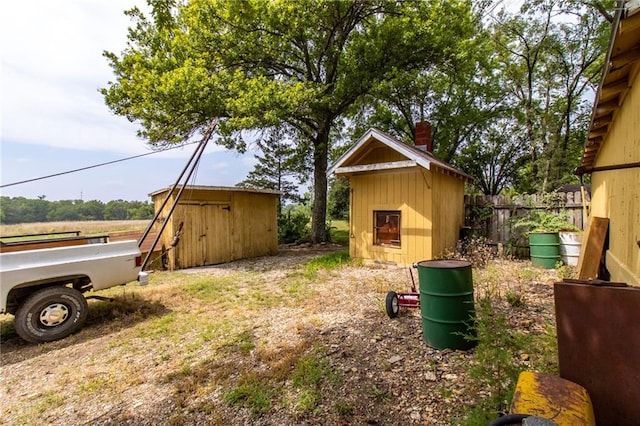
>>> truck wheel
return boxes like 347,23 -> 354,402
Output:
14,287 -> 88,343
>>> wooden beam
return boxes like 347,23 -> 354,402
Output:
601,80 -> 629,98
610,46 -> 640,69
619,9 -> 640,35
586,136 -> 603,146
333,160 -> 418,175
594,99 -> 619,115
592,113 -> 613,130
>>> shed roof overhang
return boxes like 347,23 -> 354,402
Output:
578,0 -> 640,175
327,128 -> 473,182
149,185 -> 282,198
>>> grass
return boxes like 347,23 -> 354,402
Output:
329,220 -> 349,245
290,353 -> 333,414
224,374 -> 274,416
1,229 -> 560,426
303,250 -> 350,279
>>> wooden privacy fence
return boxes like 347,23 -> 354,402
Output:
464,191 -> 590,247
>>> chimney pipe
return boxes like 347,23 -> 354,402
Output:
414,121 -> 432,153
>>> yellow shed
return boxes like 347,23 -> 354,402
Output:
328,124 -> 472,267
577,1 -> 640,286
149,185 -> 279,270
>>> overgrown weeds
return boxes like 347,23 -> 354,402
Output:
303,250 -> 350,279
223,346 -> 340,418
439,235 -> 497,268
461,281 -> 557,425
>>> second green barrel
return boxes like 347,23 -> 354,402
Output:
416,259 -> 476,350
528,232 -> 561,269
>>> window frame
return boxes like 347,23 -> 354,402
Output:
373,210 -> 401,248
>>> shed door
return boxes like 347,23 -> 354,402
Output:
200,204 -> 232,265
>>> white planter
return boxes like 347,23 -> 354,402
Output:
559,231 -> 582,266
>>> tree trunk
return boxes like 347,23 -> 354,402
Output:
311,127 -> 329,244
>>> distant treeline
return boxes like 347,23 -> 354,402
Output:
0,196 -> 154,224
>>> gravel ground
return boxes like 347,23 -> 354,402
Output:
0,244 -> 559,425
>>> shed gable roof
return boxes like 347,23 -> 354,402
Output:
579,0 -> 640,174
327,128 -> 473,182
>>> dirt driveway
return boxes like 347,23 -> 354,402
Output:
0,245 -> 558,425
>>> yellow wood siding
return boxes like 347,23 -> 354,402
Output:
151,188 -> 278,270
350,168 -> 434,266
232,192 -> 278,259
343,144 -> 407,167
431,170 -> 465,257
589,75 -> 640,286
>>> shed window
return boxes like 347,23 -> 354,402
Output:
374,211 -> 401,247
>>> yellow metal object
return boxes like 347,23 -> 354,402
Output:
511,371 -> 595,426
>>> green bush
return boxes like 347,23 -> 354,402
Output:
278,211 -> 310,243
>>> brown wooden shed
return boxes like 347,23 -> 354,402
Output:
149,185 -> 279,270
327,124 -> 472,267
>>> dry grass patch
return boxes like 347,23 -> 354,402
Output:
0,247 -> 561,426
0,220 -> 148,237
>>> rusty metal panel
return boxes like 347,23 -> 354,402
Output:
511,371 -> 595,425
554,280 -> 640,425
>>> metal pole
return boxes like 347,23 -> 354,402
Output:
140,121 -> 218,271
138,121 -> 218,249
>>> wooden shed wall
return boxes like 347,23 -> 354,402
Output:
589,77 -> 640,286
152,189 -> 278,270
350,168 -> 433,266
431,170 -> 466,258
231,192 -> 278,260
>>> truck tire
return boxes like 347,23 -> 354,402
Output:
14,286 -> 88,343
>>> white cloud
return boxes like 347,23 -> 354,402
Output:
1,1 -> 149,155
0,1 -> 255,201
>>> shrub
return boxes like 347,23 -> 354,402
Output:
278,211 -> 310,243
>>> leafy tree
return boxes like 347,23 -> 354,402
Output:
104,200 -> 130,221
47,200 -> 82,222
458,121 -> 529,195
349,6 -> 499,164
0,197 -> 153,224
77,200 -> 105,220
489,0 -> 612,192
236,130 -> 303,214
0,196 -> 25,224
128,201 -> 155,220
102,0 -> 478,242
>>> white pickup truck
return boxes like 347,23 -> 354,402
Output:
0,239 -> 148,343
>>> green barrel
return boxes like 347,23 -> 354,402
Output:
528,232 -> 560,269
417,260 -> 476,350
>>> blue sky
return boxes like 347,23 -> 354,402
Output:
1,0 -> 257,202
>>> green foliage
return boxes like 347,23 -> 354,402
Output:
461,288 -> 558,425
328,220 -> 350,245
278,210 -> 311,244
303,250 -> 350,278
513,209 -> 579,233
236,130 -> 304,212
0,196 -> 154,224
462,294 -> 530,424
102,0 -> 479,243
556,263 -> 577,280
327,177 -> 350,221
505,287 -> 525,308
290,354 -> 333,414
235,331 -> 256,354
